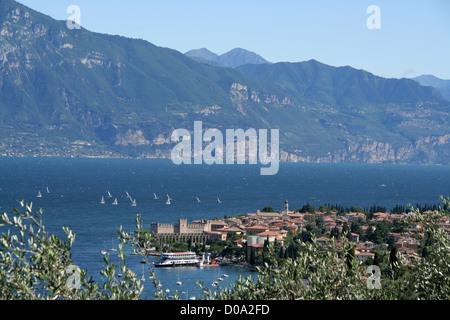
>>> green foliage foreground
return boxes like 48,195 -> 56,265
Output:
0,197 -> 449,300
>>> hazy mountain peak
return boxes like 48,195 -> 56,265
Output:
413,74 -> 450,88
184,48 -> 219,61
413,74 -> 450,101
218,48 -> 269,68
184,47 -> 269,68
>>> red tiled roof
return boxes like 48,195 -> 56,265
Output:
257,231 -> 283,237
247,244 -> 264,248
246,225 -> 269,230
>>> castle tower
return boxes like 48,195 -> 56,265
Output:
178,218 -> 188,234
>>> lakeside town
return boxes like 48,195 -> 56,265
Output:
146,199 -> 450,269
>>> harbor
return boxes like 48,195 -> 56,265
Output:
139,253 -> 254,299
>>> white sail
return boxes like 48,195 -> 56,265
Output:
46,186 -> 50,193
37,191 -> 42,198
112,198 -> 118,205
107,191 -> 112,198
196,197 -> 201,203
153,193 -> 158,200
131,199 -> 137,207
100,196 -> 105,204
217,197 -> 222,204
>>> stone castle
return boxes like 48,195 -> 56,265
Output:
151,218 -> 224,244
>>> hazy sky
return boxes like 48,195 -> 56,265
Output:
18,0 -> 450,79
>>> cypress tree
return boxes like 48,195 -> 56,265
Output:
373,251 -> 380,266
249,247 -> 256,266
389,246 -> 399,265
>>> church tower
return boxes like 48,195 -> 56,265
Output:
283,199 -> 289,219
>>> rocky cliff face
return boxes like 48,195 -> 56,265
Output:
115,129 -> 150,146
279,134 -> 450,164
230,82 -> 293,116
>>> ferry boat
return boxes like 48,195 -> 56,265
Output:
154,252 -> 202,267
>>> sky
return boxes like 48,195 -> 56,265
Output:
18,0 -> 450,79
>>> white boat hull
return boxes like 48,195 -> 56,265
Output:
153,252 -> 203,267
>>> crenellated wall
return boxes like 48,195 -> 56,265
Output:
151,219 -> 211,236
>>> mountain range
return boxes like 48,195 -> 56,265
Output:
0,0 -> 449,165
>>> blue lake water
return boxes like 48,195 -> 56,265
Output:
0,157 -> 449,299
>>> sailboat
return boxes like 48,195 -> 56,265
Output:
107,191 -> 112,198
100,241 -> 107,255
126,191 -> 131,200
217,197 -> 222,204
100,196 -> 105,204
196,196 -> 201,203
131,199 -> 137,207
108,239 -> 117,252
153,193 -> 158,200
166,194 -> 172,205
112,198 -> 118,205
46,186 -> 50,193
37,191 -> 42,198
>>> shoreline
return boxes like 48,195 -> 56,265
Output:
218,261 -> 256,270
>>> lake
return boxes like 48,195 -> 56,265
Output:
0,157 -> 448,299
